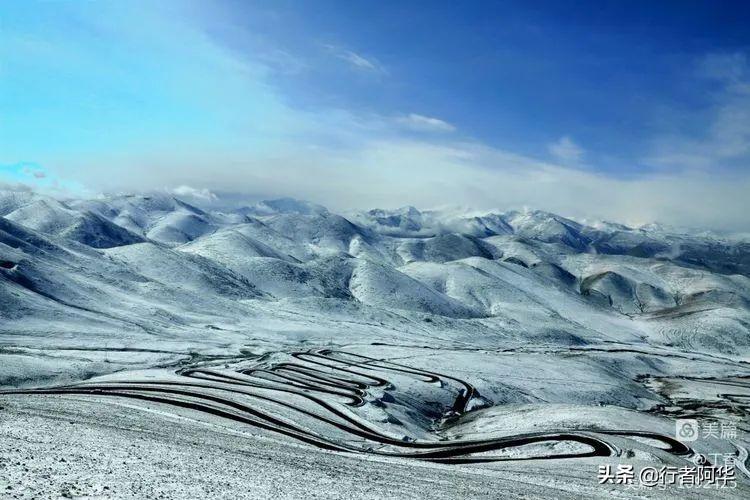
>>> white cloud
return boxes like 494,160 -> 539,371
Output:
397,113 -> 456,133
323,44 -> 385,74
171,185 -> 217,200
548,136 -> 584,163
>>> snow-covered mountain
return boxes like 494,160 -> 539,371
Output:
2,189 -> 750,363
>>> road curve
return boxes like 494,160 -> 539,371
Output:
0,348 -> 696,464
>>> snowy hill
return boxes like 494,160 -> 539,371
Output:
2,194 -> 145,248
70,194 -> 217,246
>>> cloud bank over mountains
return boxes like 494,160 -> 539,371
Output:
7,138 -> 749,233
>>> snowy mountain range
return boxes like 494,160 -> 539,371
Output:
2,189 -> 749,383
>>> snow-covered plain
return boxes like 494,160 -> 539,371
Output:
1,190 -> 749,498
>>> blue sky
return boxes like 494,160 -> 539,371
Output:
1,1 -> 750,229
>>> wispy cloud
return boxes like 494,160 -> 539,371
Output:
22,166 -> 47,179
397,113 -> 456,133
548,136 -> 584,164
697,52 -> 748,83
647,52 -> 750,170
322,44 -> 386,74
1,162 -> 88,198
256,48 -> 308,75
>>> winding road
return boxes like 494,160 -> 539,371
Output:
0,349 -> 698,464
